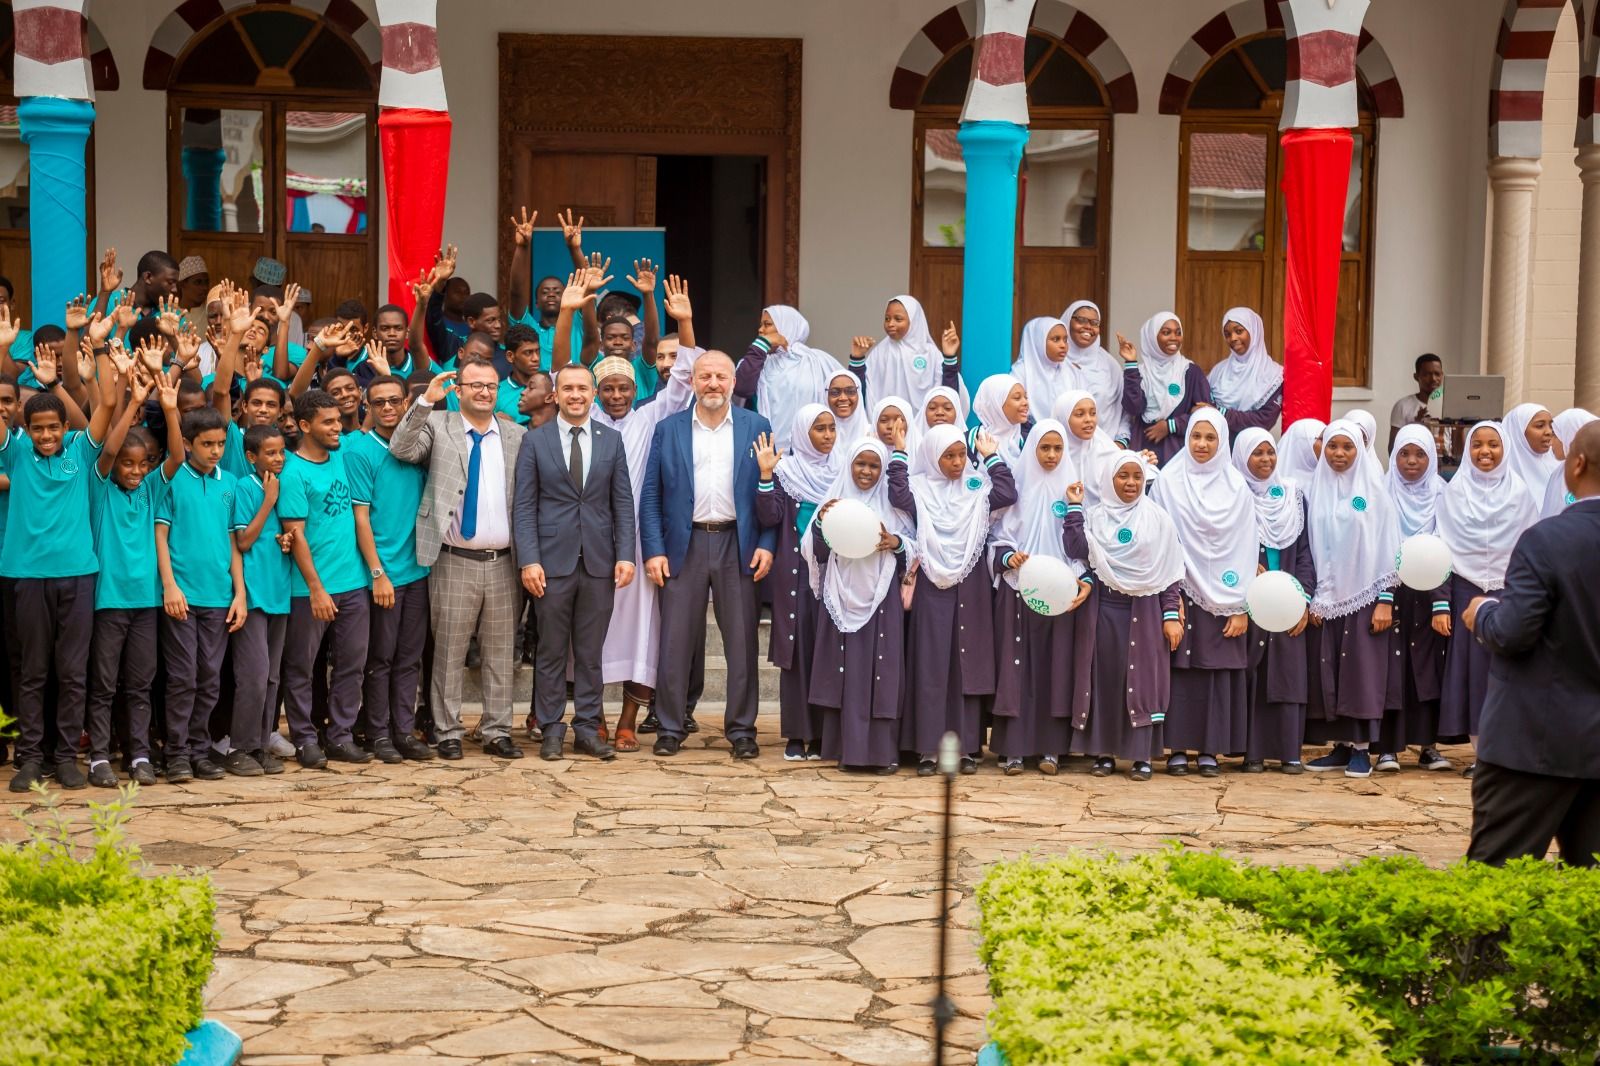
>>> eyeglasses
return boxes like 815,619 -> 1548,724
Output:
1070,315 -> 1100,327
368,396 -> 405,408
457,381 -> 497,393
827,386 -> 859,398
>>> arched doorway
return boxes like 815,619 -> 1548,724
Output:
152,3 -> 379,322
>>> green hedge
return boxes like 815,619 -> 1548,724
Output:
0,785 -> 216,1066
1162,851 -> 1600,1064
976,855 -> 1388,1065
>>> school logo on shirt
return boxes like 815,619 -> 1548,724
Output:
964,476 -> 982,492
1268,485 -> 1284,499
1051,500 -> 1069,518
912,357 -> 928,371
322,479 -> 351,517
1567,491 -> 1578,505
1166,382 -> 1181,397
1116,527 -> 1133,545
1351,496 -> 1368,512
59,454 -> 79,476
1221,570 -> 1240,588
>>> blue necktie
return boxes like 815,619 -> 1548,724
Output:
460,429 -> 485,540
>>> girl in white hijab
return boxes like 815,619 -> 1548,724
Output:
805,438 -> 915,774
1078,451 -> 1186,781
973,374 -> 1030,467
901,423 -> 1016,775
869,395 -> 918,459
1345,409 -> 1380,460
1302,420 -> 1400,779
1012,317 -> 1073,423
1380,425 -> 1452,772
1129,311 -> 1210,467
988,418 -> 1094,776
755,405 -> 842,761
910,385 -> 968,476
1053,388 -> 1123,507
1231,428 -> 1314,774
863,295 -> 966,411
1434,422 -> 1540,761
1278,417 -> 1326,495
747,305 -> 838,454
822,368 -> 868,444
1501,403 -> 1560,511
1061,300 -> 1132,444
1543,408 -> 1598,516
1209,307 -> 1284,436
1151,409 -> 1256,776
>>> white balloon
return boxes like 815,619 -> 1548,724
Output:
1245,570 -> 1307,633
1397,533 -> 1453,591
820,498 -> 881,559
1017,556 -> 1080,616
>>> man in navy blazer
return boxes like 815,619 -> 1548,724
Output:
513,364 -> 636,761
1464,422 -> 1600,867
640,350 -> 775,759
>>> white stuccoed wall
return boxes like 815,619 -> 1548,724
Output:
1527,3 -> 1582,415
79,0 -> 1529,422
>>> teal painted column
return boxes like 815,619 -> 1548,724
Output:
182,146 -> 227,231
18,96 -> 94,329
956,119 -> 1028,398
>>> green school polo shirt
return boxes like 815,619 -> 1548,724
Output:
343,430 -> 428,587
0,429 -> 102,579
219,420 -> 252,481
155,463 -> 239,609
277,449 -> 367,597
89,468 -> 167,610
231,473 -> 292,615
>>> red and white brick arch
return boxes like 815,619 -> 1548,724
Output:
1157,0 -> 1404,121
1575,0 -> 1600,145
889,0 -> 1138,113
1489,0 -> 1573,158
10,0 -> 119,98
141,0 -> 381,90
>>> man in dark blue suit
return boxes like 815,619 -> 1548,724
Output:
1464,422 -> 1600,867
640,350 -> 775,759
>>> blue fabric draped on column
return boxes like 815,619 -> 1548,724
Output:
19,96 -> 94,328
957,119 -> 1029,402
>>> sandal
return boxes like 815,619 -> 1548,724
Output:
613,728 -> 638,753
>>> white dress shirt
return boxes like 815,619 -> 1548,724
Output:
558,416 -> 593,485
690,405 -> 737,522
446,412 -> 510,550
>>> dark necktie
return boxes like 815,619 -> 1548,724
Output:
460,428 -> 485,540
569,425 -> 584,492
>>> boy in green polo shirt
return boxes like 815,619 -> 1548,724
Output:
155,406 -> 247,783
230,423 -> 294,775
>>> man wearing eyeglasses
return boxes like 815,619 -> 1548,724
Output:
390,356 -> 528,761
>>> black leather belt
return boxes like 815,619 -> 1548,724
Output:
441,544 -> 513,561
692,520 -> 736,533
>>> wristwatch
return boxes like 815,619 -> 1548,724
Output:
370,567 -> 386,580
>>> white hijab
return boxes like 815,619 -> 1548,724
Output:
1151,409 -> 1258,614
804,439 -> 915,634
1543,408 -> 1596,516
1385,424 -> 1445,537
1436,422 -> 1540,592
1231,426 -> 1304,550
1208,307 -> 1283,413
1502,402 -> 1561,511
869,394 -> 918,459
1013,316 -> 1073,422
1278,418 -> 1326,493
1086,450 -> 1186,597
1052,388 -> 1121,507
1305,419 -> 1399,618
756,305 -> 838,454
1346,409 -> 1380,459
1061,300 -> 1128,442
909,423 -> 993,589
973,374 -> 1026,466
824,369 -> 868,444
865,294 -> 943,405
774,403 -> 842,506
992,419 -> 1084,590
1137,312 -> 1193,422
910,385 -> 967,476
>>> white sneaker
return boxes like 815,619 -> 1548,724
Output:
266,733 -> 296,758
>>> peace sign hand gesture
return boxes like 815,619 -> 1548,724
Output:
557,209 -> 584,250
509,205 -> 538,247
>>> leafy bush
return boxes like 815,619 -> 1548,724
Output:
1162,850 -> 1600,1064
976,855 -> 1387,1065
0,785 -> 216,1066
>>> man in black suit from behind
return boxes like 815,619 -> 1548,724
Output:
513,363 -> 636,761
1464,422 -> 1600,867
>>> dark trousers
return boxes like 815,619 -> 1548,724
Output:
230,610 -> 287,753
283,591 -> 370,748
535,568 -> 614,741
12,576 -> 94,765
87,607 -> 158,764
655,529 -> 758,742
160,607 -> 230,761
1468,760 -> 1600,868
363,578 -> 429,740
0,578 -> 17,727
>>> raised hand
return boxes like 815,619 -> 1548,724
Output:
753,432 -> 781,478
156,368 -> 180,412
106,340 -> 134,380
422,369 -> 457,405
430,244 -> 459,285
99,247 -> 122,294
174,326 -> 203,371
560,271 -> 595,313
889,414 -> 908,452
111,290 -> 136,332
64,295 -> 90,331
0,305 -> 19,348
241,349 -> 264,383
851,336 -> 875,359
583,253 -> 613,294
627,258 -> 658,296
32,345 -> 58,388
1065,481 -> 1085,505
275,282 -> 302,325
557,209 -> 584,249
228,293 -> 255,337
312,320 -> 353,357
509,205 -> 537,247
411,266 -> 433,303
156,295 -> 183,337
363,339 -> 391,378
973,430 -> 998,459
75,340 -> 95,384
86,310 -> 114,345
1116,332 -> 1136,361
139,338 -> 168,378
663,275 -> 693,321
940,322 -> 960,358
128,366 -> 155,406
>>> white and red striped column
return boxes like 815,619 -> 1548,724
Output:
13,0 -> 95,328
1277,0 -> 1368,424
1572,0 -> 1600,410
376,0 -> 450,314
957,0 -> 1036,391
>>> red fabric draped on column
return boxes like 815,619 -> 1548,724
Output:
378,107 -> 452,314
1279,127 -> 1352,425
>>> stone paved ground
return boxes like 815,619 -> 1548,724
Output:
5,723 -> 1475,1066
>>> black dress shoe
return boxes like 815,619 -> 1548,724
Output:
367,737 -> 404,765
326,741 -> 374,764
485,736 -> 525,759
166,755 -> 195,782
192,756 -> 226,780
436,739 -> 463,760
55,760 -> 88,789
393,735 -> 436,761
253,750 -> 285,775
684,713 -> 700,734
130,762 -> 158,786
8,761 -> 43,793
731,737 -> 760,760
653,735 -> 680,756
636,711 -> 660,735
539,733 -> 564,761
222,750 -> 264,777
296,743 -> 328,770
574,735 -> 616,761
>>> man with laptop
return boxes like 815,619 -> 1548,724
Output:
1389,354 -> 1502,470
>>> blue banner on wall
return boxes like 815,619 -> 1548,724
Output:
530,227 -> 666,322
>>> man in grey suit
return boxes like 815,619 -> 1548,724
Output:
514,364 -> 636,761
389,356 -> 527,761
